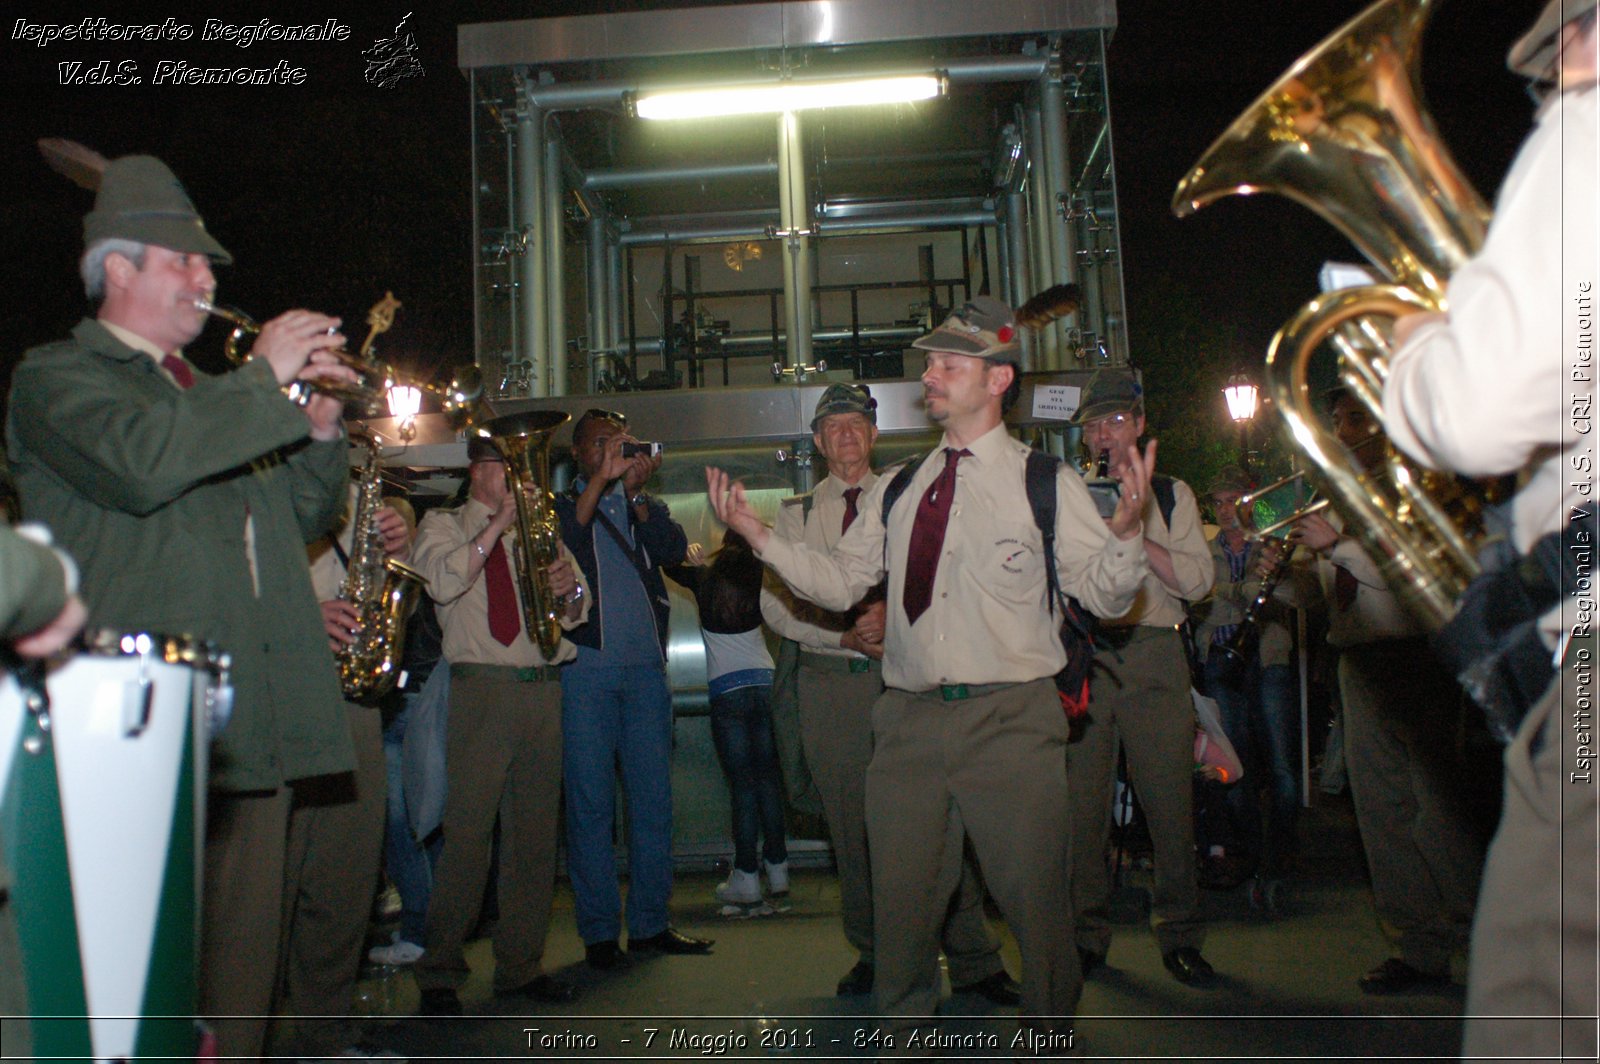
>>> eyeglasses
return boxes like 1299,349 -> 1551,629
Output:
1083,412 -> 1136,431
582,408 -> 628,427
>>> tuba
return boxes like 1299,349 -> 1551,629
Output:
1171,0 -> 1498,627
480,411 -> 573,659
335,432 -> 428,700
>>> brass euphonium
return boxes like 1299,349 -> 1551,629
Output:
336,432 -> 428,700
1172,0 -> 1499,626
479,411 -> 573,659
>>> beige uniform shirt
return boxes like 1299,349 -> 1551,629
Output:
760,470 -> 880,659
1314,513 -> 1428,648
758,422 -> 1147,692
1100,477 -> 1214,630
411,497 -> 589,668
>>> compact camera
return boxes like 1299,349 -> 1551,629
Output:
622,441 -> 665,459
1086,479 -> 1122,519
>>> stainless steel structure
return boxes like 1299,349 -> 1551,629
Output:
460,0 -> 1128,396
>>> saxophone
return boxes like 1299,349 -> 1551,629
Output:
336,432 -> 428,700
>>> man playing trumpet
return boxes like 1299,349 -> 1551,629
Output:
5,153 -> 359,1059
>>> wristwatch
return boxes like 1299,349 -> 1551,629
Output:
629,493 -> 647,508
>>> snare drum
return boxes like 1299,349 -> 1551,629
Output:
0,629 -> 230,1062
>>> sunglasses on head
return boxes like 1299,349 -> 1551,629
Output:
581,408 -> 628,428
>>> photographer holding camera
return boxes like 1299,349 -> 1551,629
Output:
554,409 -> 711,968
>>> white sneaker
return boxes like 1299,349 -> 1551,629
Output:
714,868 -> 763,904
764,859 -> 790,896
367,939 -> 425,966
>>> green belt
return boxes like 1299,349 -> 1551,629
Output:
450,662 -> 561,684
917,681 -> 1019,703
798,651 -> 878,675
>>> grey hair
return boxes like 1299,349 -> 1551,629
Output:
80,238 -> 148,301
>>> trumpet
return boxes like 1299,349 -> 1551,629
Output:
194,294 -> 479,421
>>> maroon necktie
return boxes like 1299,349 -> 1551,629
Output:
902,448 -> 969,625
161,354 -> 195,390
841,487 -> 862,536
485,538 -> 520,646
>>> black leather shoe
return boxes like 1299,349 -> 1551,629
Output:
1162,947 -> 1217,987
1078,946 -> 1106,978
503,974 -> 578,1005
418,987 -> 462,1016
952,970 -> 1022,1006
1358,958 -> 1450,995
629,927 -> 714,955
835,960 -> 874,996
585,940 -> 626,970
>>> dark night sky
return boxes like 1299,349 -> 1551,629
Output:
0,0 -> 1541,392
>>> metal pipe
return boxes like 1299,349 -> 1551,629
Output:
605,238 -> 625,381
584,161 -> 778,189
544,125 -> 567,396
776,110 -> 814,369
514,90 -> 546,397
1040,60 -> 1078,370
600,322 -> 923,355
1005,190 -> 1036,370
616,210 -> 997,246
1024,101 -> 1058,369
587,215 -> 609,391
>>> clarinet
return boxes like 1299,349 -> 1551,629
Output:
1215,538 -> 1297,674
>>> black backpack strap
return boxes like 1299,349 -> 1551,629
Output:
1152,474 -> 1177,531
1024,448 -> 1096,719
1024,450 -> 1062,615
878,451 -> 934,573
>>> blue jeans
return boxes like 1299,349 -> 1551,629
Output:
383,686 -> 443,946
708,684 -> 788,873
1205,650 -> 1300,877
560,664 -> 675,945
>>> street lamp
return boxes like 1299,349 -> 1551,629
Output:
387,382 -> 423,443
1223,371 -> 1260,471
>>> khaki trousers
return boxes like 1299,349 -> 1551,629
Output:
799,656 -> 1001,983
1462,645 -> 1599,1062
1066,626 -> 1202,956
274,702 -> 387,1056
199,786 -> 292,1060
416,668 -> 562,993
866,679 -> 1077,1051
1340,641 -> 1481,974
